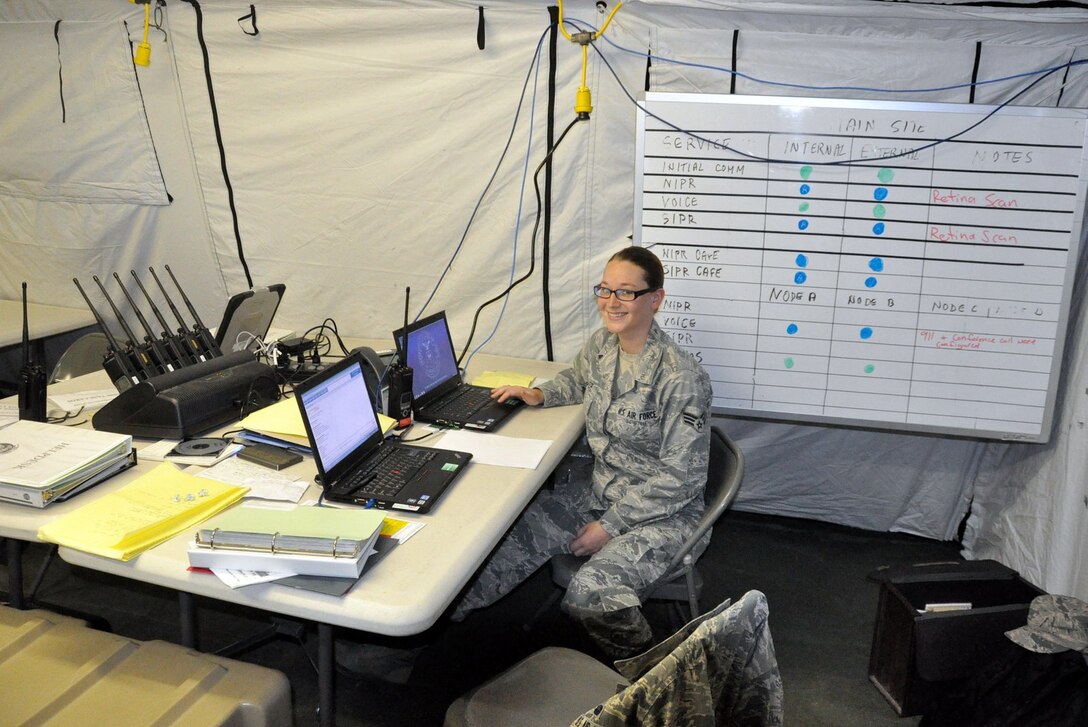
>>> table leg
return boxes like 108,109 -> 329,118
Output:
178,591 -> 198,649
318,622 -> 336,727
6,539 -> 24,609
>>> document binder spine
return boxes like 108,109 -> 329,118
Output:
194,529 -> 362,559
1,449 -> 138,509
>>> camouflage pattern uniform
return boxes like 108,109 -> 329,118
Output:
572,590 -> 785,727
453,320 -> 712,659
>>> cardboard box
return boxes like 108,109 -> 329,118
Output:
867,560 -> 1045,716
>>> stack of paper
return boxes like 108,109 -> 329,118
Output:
236,397 -> 312,451
237,396 -> 395,453
187,504 -> 386,578
470,370 -> 536,388
0,420 -> 134,508
37,463 -> 248,560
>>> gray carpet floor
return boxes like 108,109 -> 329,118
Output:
6,509 -> 962,725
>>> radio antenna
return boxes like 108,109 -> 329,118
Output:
402,286 -> 411,367
21,282 -> 30,365
18,282 -> 47,421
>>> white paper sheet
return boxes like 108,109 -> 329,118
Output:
434,430 -> 551,469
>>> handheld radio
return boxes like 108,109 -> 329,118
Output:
387,287 -> 414,428
17,282 -> 48,422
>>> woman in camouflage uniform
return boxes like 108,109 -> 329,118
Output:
452,246 -> 713,659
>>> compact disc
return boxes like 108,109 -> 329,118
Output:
172,438 -> 228,457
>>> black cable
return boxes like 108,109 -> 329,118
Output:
969,42 -> 983,104
179,0 -> 254,288
589,36 -> 1073,166
730,29 -> 739,95
54,21 -> 65,124
542,5 -> 559,361
867,1 -> 1088,8
416,27 -> 551,318
300,318 -> 351,358
125,19 -> 172,203
1057,48 -> 1078,107
457,116 -> 586,364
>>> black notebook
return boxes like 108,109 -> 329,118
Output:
294,352 -> 471,512
394,311 -> 522,432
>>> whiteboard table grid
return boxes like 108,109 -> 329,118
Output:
635,93 -> 1088,441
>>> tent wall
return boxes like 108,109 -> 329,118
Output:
2,0 -> 1086,600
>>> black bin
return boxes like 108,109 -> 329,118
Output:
868,560 -> 1045,716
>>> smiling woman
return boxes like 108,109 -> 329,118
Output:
593,247 -> 666,354
452,245 -> 713,660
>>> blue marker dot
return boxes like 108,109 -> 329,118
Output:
872,222 -> 885,235
868,257 -> 884,272
794,271 -> 807,284
864,276 -> 878,288
874,187 -> 888,201
786,323 -> 799,335
795,254 -> 808,267
799,184 -> 811,195
860,327 -> 873,340
798,219 -> 809,231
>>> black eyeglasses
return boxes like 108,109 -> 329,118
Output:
592,285 -> 658,302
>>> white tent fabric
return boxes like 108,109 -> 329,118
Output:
1,0 -> 1087,599
0,20 -> 168,205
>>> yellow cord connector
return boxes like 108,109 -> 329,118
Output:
133,0 -> 152,66
558,1 -> 623,119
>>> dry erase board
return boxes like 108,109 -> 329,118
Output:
633,93 -> 1088,442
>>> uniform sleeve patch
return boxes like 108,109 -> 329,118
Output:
682,407 -> 706,432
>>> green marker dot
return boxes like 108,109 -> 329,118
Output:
873,204 -> 886,218
784,357 -> 795,369
864,363 -> 876,374
877,168 -> 895,183
799,165 -> 813,180
798,201 -> 810,212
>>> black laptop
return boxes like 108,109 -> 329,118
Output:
394,311 -> 522,431
294,351 -> 472,512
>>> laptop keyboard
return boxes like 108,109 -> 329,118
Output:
430,386 -> 493,420
331,446 -> 437,499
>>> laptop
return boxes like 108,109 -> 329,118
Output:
214,284 -> 286,353
394,311 -> 522,431
294,351 -> 472,512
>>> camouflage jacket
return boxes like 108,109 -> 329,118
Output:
537,320 -> 712,537
572,590 -> 784,727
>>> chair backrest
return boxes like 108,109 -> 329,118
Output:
49,332 -> 110,383
662,426 -> 744,575
704,425 -> 744,519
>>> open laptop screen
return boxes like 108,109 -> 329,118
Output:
298,361 -> 379,472
403,314 -> 460,400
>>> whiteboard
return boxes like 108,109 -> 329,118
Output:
634,93 -> 1088,442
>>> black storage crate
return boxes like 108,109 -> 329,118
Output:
868,560 -> 1045,716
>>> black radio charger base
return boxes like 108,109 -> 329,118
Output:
93,351 -> 277,439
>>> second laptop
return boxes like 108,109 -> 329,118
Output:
394,311 -> 522,432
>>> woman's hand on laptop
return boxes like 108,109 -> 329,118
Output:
491,385 -> 543,406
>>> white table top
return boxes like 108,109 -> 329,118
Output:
0,299 -> 95,349
29,352 -> 582,637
